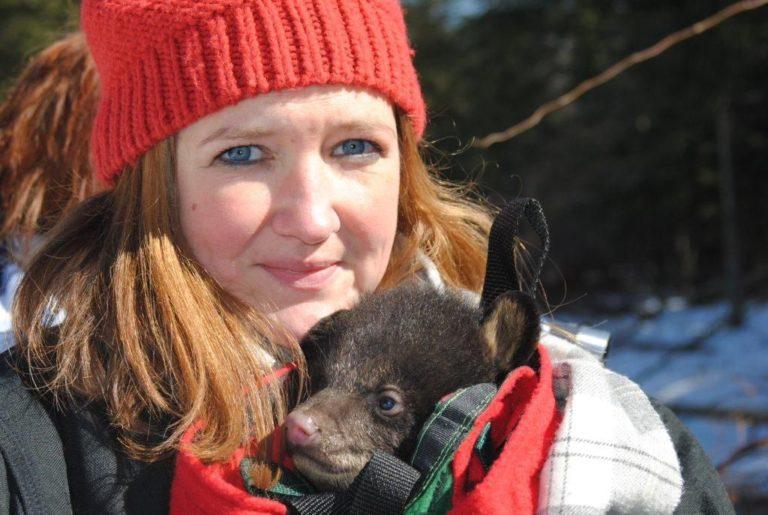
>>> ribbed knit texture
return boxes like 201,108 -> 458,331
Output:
82,0 -> 426,183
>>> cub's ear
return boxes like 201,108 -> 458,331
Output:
300,309 -> 351,356
481,291 -> 540,373
299,309 -> 352,389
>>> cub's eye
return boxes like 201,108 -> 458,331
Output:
218,145 -> 264,165
375,390 -> 403,416
331,139 -> 380,157
378,396 -> 396,410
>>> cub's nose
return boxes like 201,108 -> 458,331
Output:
285,411 -> 319,448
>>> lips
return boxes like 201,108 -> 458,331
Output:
259,260 -> 340,290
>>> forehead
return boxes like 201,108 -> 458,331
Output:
180,85 -> 397,143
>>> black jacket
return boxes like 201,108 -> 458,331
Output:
0,350 -> 735,515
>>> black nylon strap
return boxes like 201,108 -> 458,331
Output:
480,198 -> 550,317
411,383 -> 497,475
346,452 -> 420,514
283,452 -> 419,515
285,491 -> 337,514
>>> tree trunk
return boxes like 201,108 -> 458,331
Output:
716,93 -> 744,326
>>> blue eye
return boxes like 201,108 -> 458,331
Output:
331,139 -> 379,157
219,145 -> 263,164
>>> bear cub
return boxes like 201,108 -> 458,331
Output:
285,283 -> 540,491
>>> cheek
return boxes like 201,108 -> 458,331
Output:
340,170 -> 400,290
178,178 -> 271,280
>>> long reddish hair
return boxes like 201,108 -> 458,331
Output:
0,32 -> 102,254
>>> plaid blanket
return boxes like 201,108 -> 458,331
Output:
537,333 -> 684,514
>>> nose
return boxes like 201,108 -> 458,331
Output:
271,158 -> 341,245
285,411 -> 320,449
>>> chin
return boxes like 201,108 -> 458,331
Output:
275,300 -> 355,341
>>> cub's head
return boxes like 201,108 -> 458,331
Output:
285,284 -> 539,490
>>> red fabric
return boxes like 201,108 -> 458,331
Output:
450,346 -> 561,515
170,352 -> 560,514
170,424 -> 287,515
170,363 -> 297,515
81,0 -> 426,183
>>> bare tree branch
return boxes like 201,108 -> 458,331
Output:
474,0 -> 768,149
666,404 -> 768,424
717,437 -> 768,473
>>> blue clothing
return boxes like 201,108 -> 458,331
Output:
0,263 -> 22,353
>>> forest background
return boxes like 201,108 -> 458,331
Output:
1,0 -> 765,309
1,0 -> 767,510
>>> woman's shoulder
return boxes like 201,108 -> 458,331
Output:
649,399 -> 736,515
52,396 -> 175,514
0,350 -> 72,514
0,350 -> 175,514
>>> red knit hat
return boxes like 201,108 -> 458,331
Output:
81,0 -> 426,183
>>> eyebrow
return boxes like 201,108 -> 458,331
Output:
199,126 -> 274,147
199,119 -> 397,147
331,120 -> 397,139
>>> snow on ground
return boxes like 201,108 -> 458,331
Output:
556,299 -> 768,498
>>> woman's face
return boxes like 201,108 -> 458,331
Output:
176,86 -> 400,340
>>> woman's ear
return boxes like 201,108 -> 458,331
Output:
480,291 -> 540,373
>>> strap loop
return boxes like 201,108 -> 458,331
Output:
480,198 -> 550,318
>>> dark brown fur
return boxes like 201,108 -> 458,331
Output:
289,283 -> 539,490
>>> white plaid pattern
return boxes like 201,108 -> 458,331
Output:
537,334 -> 683,514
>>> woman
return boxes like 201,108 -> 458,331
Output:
0,32 -> 101,342
0,1 -> 732,513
